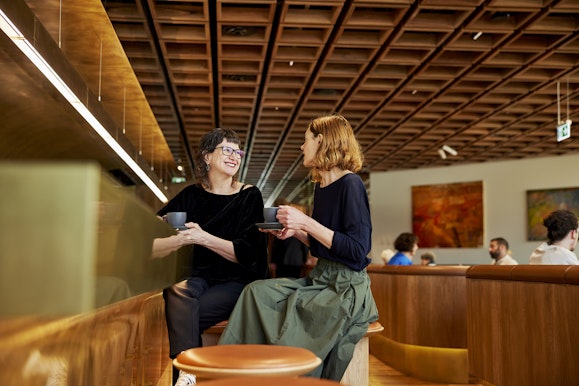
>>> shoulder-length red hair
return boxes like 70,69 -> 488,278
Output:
307,114 -> 364,183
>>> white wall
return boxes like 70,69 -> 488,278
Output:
369,153 -> 579,265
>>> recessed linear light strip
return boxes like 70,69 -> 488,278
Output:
0,10 -> 168,203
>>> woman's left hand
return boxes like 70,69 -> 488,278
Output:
179,222 -> 207,244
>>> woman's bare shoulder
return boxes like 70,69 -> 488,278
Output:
240,182 -> 253,190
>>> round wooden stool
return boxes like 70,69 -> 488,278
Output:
201,376 -> 340,385
174,344 -> 322,380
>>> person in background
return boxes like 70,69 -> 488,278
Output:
529,209 -> 579,265
154,128 -> 269,386
420,251 -> 437,266
388,232 -> 418,265
269,199 -> 310,278
218,113 -> 378,381
489,237 -> 518,265
374,248 -> 394,265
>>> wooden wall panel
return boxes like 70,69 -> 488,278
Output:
0,291 -> 169,386
467,266 -> 579,386
368,265 -> 468,348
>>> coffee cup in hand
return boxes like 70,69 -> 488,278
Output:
263,207 -> 279,223
166,211 -> 187,230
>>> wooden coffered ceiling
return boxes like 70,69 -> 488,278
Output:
13,0 -> 579,205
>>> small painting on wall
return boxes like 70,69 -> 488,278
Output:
412,181 -> 484,248
526,187 -> 579,241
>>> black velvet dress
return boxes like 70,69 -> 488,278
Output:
157,184 -> 269,359
157,184 -> 269,284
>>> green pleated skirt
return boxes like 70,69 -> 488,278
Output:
218,258 -> 378,380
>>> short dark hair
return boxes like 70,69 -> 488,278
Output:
544,209 -> 579,244
490,237 -> 509,250
195,128 -> 241,188
394,232 -> 419,252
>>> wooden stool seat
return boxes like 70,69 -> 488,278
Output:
174,344 -> 322,380
201,376 -> 341,385
199,320 -> 384,385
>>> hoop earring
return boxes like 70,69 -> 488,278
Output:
205,163 -> 210,171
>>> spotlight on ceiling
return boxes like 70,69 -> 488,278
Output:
473,31 -> 483,40
442,145 -> 458,156
438,148 -> 447,159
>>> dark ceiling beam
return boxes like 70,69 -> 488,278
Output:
372,0 -> 574,169
240,0 -> 285,182
257,0 -> 355,192
334,0 -> 424,114
357,0 -> 492,155
138,0 -> 195,175
208,0 -> 220,129
404,64 -> 579,170
266,0 -> 421,201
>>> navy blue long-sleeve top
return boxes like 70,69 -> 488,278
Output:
308,173 -> 372,271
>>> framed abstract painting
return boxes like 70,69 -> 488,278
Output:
526,187 -> 579,241
412,181 -> 484,248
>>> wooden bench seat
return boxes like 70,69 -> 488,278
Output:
340,321 -> 384,386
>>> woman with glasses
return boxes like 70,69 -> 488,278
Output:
218,114 -> 378,381
154,128 -> 269,386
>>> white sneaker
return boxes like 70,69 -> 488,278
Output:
174,370 -> 196,386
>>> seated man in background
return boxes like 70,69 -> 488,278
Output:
388,232 -> 418,265
489,237 -> 518,265
529,209 -> 579,265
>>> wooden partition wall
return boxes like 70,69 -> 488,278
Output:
367,265 -> 469,383
467,265 -> 579,386
0,291 -> 169,385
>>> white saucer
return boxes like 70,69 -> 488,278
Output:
256,222 -> 283,230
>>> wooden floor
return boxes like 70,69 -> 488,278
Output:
159,355 -> 478,386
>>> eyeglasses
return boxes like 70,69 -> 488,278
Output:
214,145 -> 245,158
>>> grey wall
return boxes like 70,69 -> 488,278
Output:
369,153 -> 579,265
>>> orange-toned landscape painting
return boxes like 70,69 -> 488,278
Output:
412,181 -> 483,248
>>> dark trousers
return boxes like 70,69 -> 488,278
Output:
163,277 -> 246,381
276,264 -> 303,279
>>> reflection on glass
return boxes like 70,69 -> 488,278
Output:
0,162 -> 176,385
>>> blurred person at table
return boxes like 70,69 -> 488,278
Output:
489,237 -> 518,265
387,232 -> 418,266
153,128 -> 269,386
420,251 -> 437,266
529,209 -> 579,265
218,113 -> 378,381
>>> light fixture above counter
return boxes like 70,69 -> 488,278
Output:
0,0 -> 169,203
